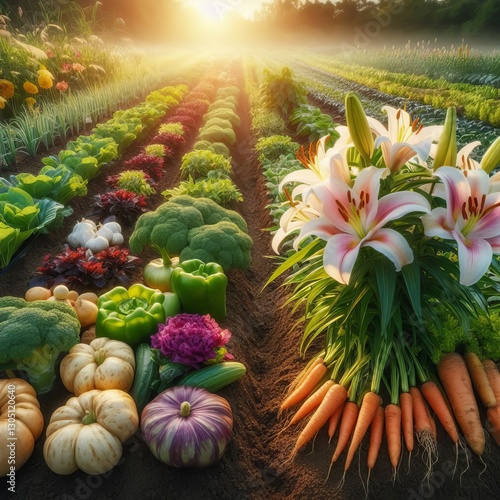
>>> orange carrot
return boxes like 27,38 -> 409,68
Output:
421,381 -> 458,443
330,401 -> 359,464
280,362 -> 328,412
426,400 -> 437,440
288,380 -> 335,426
464,352 -> 497,408
290,383 -> 347,459
287,357 -> 325,395
437,353 -> 485,456
344,391 -> 381,472
327,403 -> 344,444
483,359 -> 500,404
400,391 -> 414,453
483,360 -> 500,446
410,386 -> 433,435
385,403 -> 402,471
367,405 -> 385,471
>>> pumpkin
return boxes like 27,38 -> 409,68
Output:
60,337 -> 135,396
43,389 -> 138,475
141,386 -> 233,468
0,378 -> 44,477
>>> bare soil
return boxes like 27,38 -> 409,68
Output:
1,59 -> 500,500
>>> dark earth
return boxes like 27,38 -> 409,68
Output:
1,59 -> 499,500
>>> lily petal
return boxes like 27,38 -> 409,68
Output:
364,228 -> 415,271
435,167 -> 471,226
454,230 -> 493,286
422,207 -> 453,239
323,233 -> 361,285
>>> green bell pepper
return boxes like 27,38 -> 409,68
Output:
96,283 -> 166,347
170,259 -> 227,321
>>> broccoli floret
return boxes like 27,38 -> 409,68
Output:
181,221 -> 253,271
129,195 -> 251,270
0,297 -> 80,394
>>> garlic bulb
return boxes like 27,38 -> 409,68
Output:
110,232 -> 124,245
96,225 -> 114,242
68,221 -> 97,248
102,221 -> 122,234
85,236 -> 109,253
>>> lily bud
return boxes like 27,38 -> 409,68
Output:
481,136 -> 500,174
345,92 -> 374,165
433,107 -> 457,170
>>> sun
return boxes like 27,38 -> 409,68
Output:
186,0 -> 226,22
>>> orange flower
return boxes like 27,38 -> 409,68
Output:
72,63 -> 85,72
56,81 -> 69,93
23,81 -> 39,94
0,79 -> 15,99
0,96 -> 7,109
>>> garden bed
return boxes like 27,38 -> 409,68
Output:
1,61 -> 500,500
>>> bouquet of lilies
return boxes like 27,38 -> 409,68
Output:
270,93 -> 500,477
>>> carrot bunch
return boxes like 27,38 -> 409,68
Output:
277,339 -> 500,486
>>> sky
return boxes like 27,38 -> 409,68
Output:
181,0 -> 269,20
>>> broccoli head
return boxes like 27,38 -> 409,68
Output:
129,195 -> 252,271
0,297 -> 80,394
181,220 -> 253,271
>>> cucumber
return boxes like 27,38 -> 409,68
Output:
129,343 -> 160,415
176,361 -> 246,392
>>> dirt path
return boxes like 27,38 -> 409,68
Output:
1,59 -> 500,500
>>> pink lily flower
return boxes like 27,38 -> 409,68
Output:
422,166 -> 500,285
296,166 -> 431,284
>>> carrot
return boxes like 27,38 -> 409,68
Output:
367,405 -> 385,471
400,391 -> 414,453
410,386 -> 433,435
464,352 -> 497,408
385,403 -> 402,471
483,359 -> 500,404
290,383 -> 347,459
426,400 -> 437,440
483,360 -> 500,446
288,380 -> 335,426
344,391 -> 381,472
421,381 -> 458,443
286,357 -> 325,396
327,402 -> 344,444
437,352 -> 485,456
280,362 -> 328,412
330,401 -> 359,464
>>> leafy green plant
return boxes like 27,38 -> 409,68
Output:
289,104 -> 340,144
207,100 -> 237,114
251,109 -> 288,137
114,170 -> 156,197
204,118 -> 233,130
204,108 -> 241,127
162,175 -> 242,206
259,66 -> 307,118
180,150 -> 232,180
255,135 -> 299,162
198,126 -> 236,146
216,86 -> 240,99
0,187 -> 62,269
159,122 -> 185,136
144,144 -> 168,158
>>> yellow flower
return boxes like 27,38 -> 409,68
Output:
37,69 -> 54,90
23,81 -> 39,94
0,79 -> 15,99
0,96 -> 7,109
25,97 -> 36,107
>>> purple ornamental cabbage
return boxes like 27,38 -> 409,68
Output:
151,313 -> 234,369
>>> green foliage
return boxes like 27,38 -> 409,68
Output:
0,297 -> 80,393
93,118 -> 143,154
207,100 -> 237,113
259,66 -> 308,118
198,125 -> 236,146
193,141 -> 231,159
251,109 -> 288,137
216,86 -> 240,99
144,144 -> 167,158
204,108 -> 241,127
116,170 -> 156,197
255,135 -> 299,162
162,175 -> 242,206
289,104 -> 340,144
159,122 -> 185,136
204,118 -> 233,130
180,150 -> 232,180
1,165 -> 87,205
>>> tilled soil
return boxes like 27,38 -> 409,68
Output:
1,59 -> 500,500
